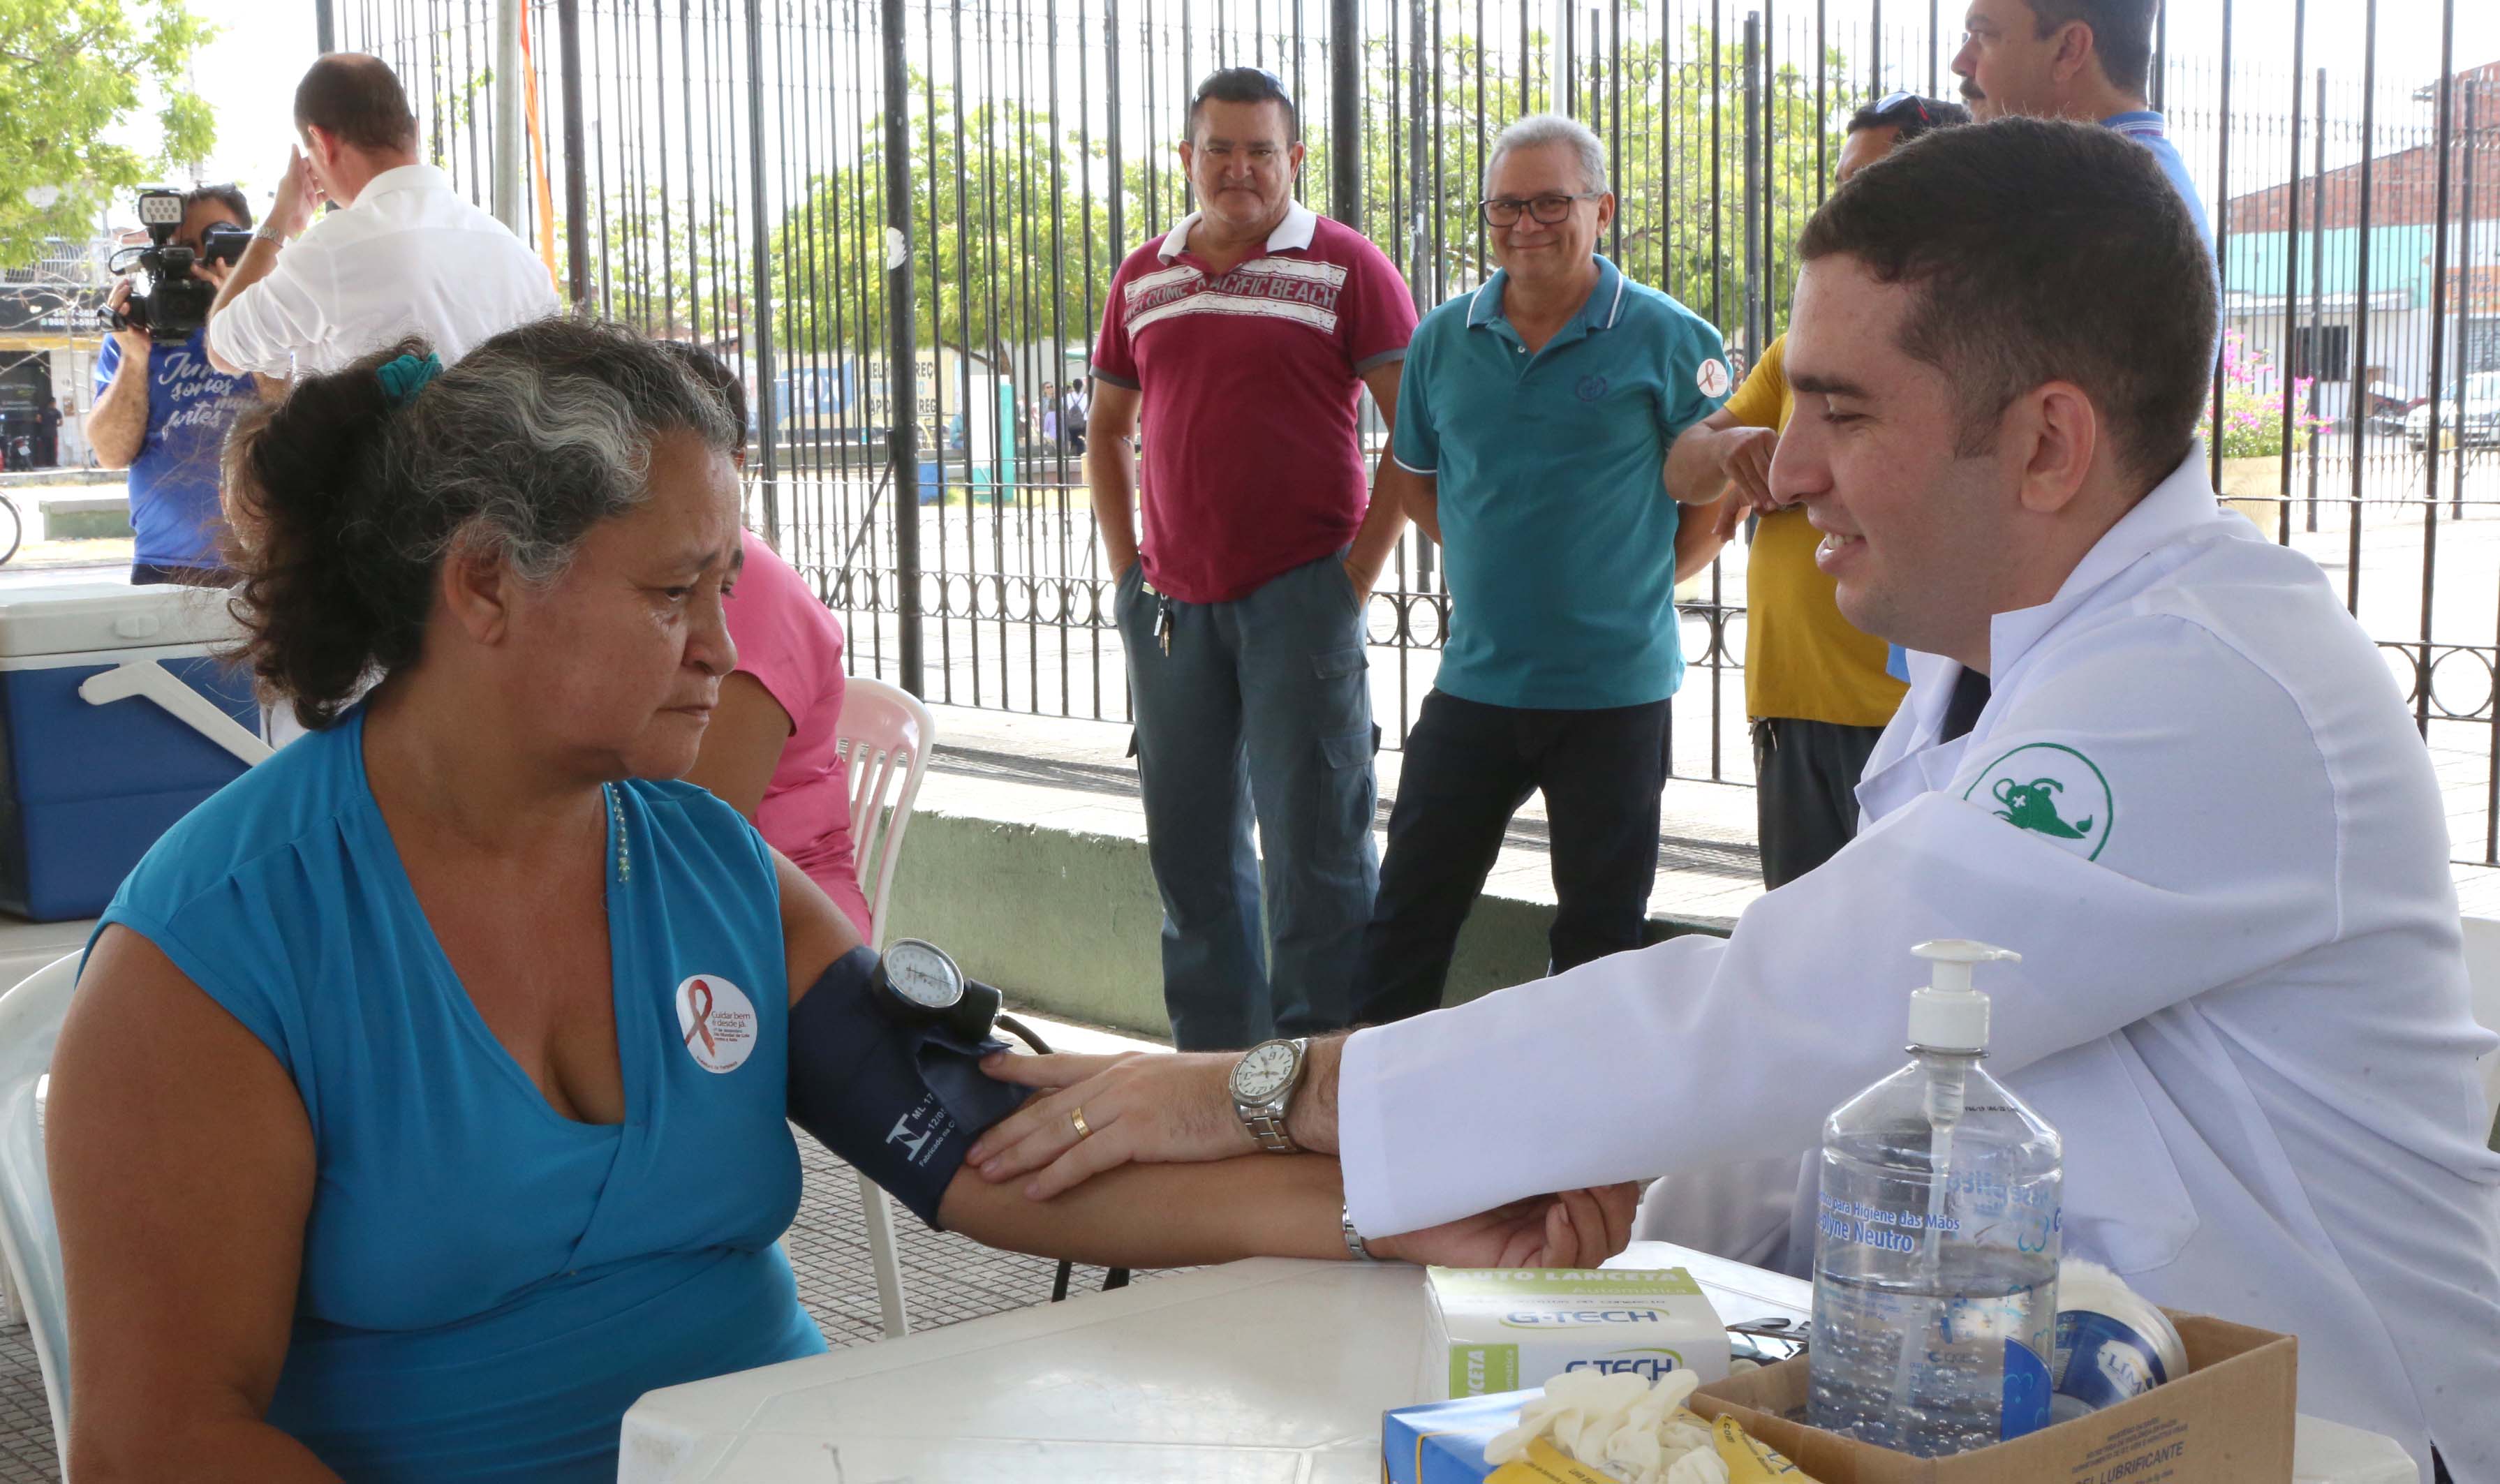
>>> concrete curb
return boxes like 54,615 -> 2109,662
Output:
882,805 -> 1731,1041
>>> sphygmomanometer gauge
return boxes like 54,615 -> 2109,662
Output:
871,938 -> 1004,1042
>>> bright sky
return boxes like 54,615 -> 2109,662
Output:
113,0 -> 2500,235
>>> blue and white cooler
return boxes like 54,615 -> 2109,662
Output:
0,584 -> 271,922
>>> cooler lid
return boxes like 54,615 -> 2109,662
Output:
0,582 -> 248,659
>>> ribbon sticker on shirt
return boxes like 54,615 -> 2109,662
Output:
676,974 -> 759,1074
1963,743 -> 2115,862
1695,357 -> 1733,399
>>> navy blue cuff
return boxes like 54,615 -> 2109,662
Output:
787,946 -> 1031,1227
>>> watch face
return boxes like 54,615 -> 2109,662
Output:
882,940 -> 963,1011
1231,1040 -> 1299,1102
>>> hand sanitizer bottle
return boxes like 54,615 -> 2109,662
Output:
1807,940 -> 2062,1457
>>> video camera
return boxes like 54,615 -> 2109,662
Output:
106,189 -> 251,340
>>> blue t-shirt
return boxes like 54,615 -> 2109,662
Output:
91,709 -> 828,1480
1394,255 -> 1729,710
92,328 -> 254,568
2103,112 -> 2214,251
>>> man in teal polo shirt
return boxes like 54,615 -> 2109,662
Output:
1351,113 -> 1732,1025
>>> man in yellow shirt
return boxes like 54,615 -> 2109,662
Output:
1675,94 -> 1968,886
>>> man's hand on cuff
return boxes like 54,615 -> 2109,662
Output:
970,1049 -> 1252,1199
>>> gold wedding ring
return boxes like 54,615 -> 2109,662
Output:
1070,1105 -> 1093,1140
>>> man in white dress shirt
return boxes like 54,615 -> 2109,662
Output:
965,119 -> 2500,1483
207,54 -> 558,379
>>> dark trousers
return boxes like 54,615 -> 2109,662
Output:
131,561 -> 238,588
1353,689 -> 1671,1026
1118,552 -> 1379,1051
1752,716 -> 1886,889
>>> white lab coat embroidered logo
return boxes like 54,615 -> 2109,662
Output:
676,974 -> 759,1074
1962,743 -> 2115,861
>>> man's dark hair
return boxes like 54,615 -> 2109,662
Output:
294,53 -> 420,154
2026,0 -> 2157,98
1845,94 -> 1972,144
182,183 -> 255,233
1797,116 -> 2214,487
1187,66 -> 1299,144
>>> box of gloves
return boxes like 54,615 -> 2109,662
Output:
1684,1310 -> 2297,1483
1386,1371 -> 1824,1484
1423,1266 -> 1729,1400
1384,1389 -> 1618,1484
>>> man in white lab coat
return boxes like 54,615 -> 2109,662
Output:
967,118 -> 2500,1481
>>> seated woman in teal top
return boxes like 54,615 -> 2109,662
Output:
48,320 -> 1637,1483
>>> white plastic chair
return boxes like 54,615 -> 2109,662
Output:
831,676 -> 934,1339
2460,916 -> 2500,1148
0,952 -> 82,1479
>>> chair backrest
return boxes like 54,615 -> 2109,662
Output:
833,676 -> 935,951
0,951 -> 80,1474
2461,916 -> 2500,1144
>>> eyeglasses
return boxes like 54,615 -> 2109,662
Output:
1477,191 -> 1603,226
1865,89 -> 1933,124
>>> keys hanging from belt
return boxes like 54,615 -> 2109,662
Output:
1154,592 -> 1175,656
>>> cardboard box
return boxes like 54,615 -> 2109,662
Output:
1424,1266 -> 1730,1399
1687,1311 -> 2296,1484
1383,1390 -> 1618,1484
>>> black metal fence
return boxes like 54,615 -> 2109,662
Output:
324,0 -> 2500,862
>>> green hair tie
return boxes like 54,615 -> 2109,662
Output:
375,351 -> 443,409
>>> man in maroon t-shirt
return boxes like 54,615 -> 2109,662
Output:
1087,66 -> 1419,1051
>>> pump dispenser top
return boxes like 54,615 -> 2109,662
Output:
1907,939 -> 2021,1054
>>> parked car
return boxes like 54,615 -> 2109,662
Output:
2406,371 -> 2500,450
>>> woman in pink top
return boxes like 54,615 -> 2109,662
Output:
661,343 -> 873,940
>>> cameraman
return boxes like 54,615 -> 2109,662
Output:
87,186 -> 267,587
205,53 -> 556,378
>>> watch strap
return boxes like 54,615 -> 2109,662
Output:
1242,1109 -> 1296,1155
1341,1204 -> 1380,1261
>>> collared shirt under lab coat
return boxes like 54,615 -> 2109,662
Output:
1340,450 -> 2500,1481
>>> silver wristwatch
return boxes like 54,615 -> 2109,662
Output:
1228,1037 -> 1308,1153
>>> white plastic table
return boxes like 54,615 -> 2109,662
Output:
619,1240 -> 2420,1484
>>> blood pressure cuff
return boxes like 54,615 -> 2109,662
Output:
787,946 -> 1031,1229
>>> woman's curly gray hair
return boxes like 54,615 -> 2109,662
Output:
223,317 -> 739,728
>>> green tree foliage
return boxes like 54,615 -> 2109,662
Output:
769,79 -> 1120,361
607,11 -> 1851,365
0,0 -> 218,267
591,183 -> 746,339
1320,20 -> 1851,338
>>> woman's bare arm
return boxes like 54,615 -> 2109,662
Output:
773,854 -> 1636,1271
84,314 -> 150,470
49,928 -> 339,1482
936,1154 -> 1635,1272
